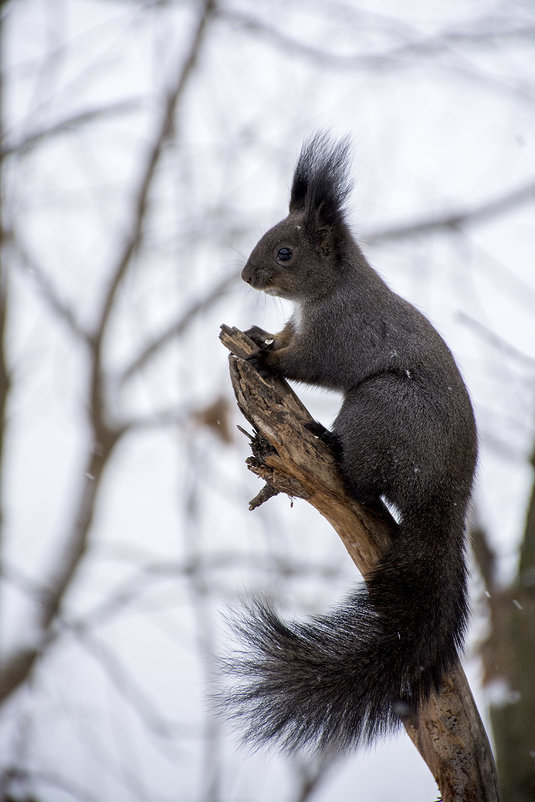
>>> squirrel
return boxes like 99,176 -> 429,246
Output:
228,132 -> 478,752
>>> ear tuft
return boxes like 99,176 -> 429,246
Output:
289,132 -> 353,236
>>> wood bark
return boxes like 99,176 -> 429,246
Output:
220,324 -> 502,802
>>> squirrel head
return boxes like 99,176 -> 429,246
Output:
242,133 -> 354,302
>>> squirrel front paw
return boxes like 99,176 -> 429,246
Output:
246,348 -> 279,379
244,326 -> 275,349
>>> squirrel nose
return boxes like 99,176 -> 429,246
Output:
241,262 -> 253,284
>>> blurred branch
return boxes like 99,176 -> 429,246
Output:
93,0 -> 215,354
0,27 -> 8,560
218,7 -> 535,103
65,548 -> 348,633
459,313 -> 535,367
72,628 -> 183,741
117,407 -> 186,435
9,234 -> 93,345
120,268 -> 237,384
474,441 -> 535,798
365,178 -> 535,244
181,438 -> 224,802
0,0 -> 217,708
218,8 -> 535,70
0,434 -> 118,704
0,98 -> 142,159
293,753 -> 338,802
1,767 -> 102,802
3,10 -> 222,702
519,442 -> 535,583
220,324 -> 502,802
471,515 -> 499,596
0,242 -> 8,553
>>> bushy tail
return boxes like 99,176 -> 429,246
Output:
224,504 -> 468,752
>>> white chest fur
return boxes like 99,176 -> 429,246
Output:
291,302 -> 303,335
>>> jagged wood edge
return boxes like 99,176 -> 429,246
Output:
220,324 -> 501,802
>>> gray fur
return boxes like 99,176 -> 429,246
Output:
230,133 -> 477,752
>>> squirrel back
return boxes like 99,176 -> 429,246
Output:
229,133 -> 477,751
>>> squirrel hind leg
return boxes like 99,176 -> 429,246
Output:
336,451 -> 388,508
307,421 -> 393,512
305,420 -> 343,459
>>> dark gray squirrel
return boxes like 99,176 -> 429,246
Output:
228,132 -> 478,752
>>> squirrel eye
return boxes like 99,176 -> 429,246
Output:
277,247 -> 293,262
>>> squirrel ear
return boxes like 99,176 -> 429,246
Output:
289,173 -> 308,212
289,134 -> 318,213
289,132 -> 352,249
307,201 -> 337,255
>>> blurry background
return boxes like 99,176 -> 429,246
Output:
1,1 -> 534,800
